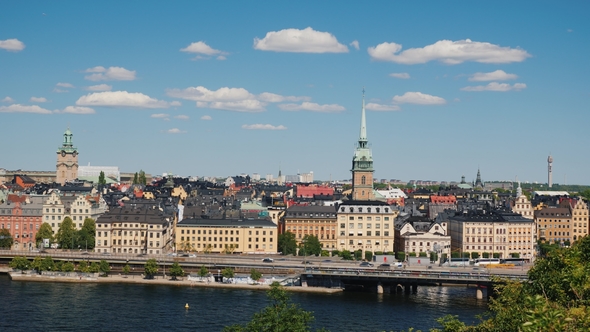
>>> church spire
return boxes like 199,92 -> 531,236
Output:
358,87 -> 367,148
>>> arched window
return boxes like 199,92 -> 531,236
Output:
361,176 -> 366,185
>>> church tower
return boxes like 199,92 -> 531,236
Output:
351,89 -> 374,200
56,128 -> 79,185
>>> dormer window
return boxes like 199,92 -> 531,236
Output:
349,207 -> 353,212
376,208 -> 380,213
385,208 -> 389,212
341,207 -> 345,212
359,208 -> 363,213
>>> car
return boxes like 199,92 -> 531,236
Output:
81,251 -> 90,255
359,262 -> 374,267
188,254 -> 196,258
167,253 -> 177,257
378,263 -> 391,269
262,258 -> 274,263
101,252 -> 112,256
302,260 -> 313,265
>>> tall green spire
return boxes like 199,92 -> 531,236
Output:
351,88 -> 373,172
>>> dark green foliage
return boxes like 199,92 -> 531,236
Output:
99,260 -> 110,276
339,250 -> 352,260
9,256 -> 30,271
250,268 -> 262,282
299,234 -> 322,256
35,223 -> 53,247
397,252 -> 406,261
98,171 -> 106,185
364,251 -> 373,261
0,228 -> 14,248
56,217 -> 76,249
169,262 -> 184,280
278,232 -> 297,256
144,259 -> 158,278
419,252 -> 428,257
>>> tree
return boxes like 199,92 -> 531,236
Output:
40,257 -> 55,272
77,218 -> 96,250
35,223 -> 53,248
56,217 -> 76,249
278,231 -> 297,256
169,262 -> 184,280
198,265 -> 209,281
223,244 -> 236,254
78,261 -> 89,273
0,228 -> 14,249
299,234 -> 322,257
340,250 -> 353,260
250,268 -> 262,283
144,259 -> 158,278
99,260 -> 110,276
364,251 -> 373,261
89,261 -> 100,273
138,170 -> 147,185
98,171 -> 106,185
31,256 -> 43,272
471,252 -> 480,259
223,282 -> 319,332
9,256 -> 30,272
353,250 -> 362,261
132,172 -> 139,185
62,261 -> 75,272
222,267 -> 235,282
397,252 -> 406,262
419,252 -> 428,257
122,264 -> 131,276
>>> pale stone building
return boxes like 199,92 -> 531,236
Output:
395,219 -> 451,259
43,191 -> 108,235
283,205 -> 337,250
56,128 -> 79,185
535,198 -> 589,246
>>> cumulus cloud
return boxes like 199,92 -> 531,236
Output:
0,38 -> 25,51
257,92 -> 310,103
59,106 -> 95,114
389,73 -> 410,79
84,66 -> 136,81
76,91 -> 173,108
151,113 -> 169,118
0,104 -> 52,114
242,124 -> 287,130
365,103 -> 401,111
174,115 -> 189,120
167,86 -> 266,112
461,82 -> 527,92
278,102 -> 345,113
208,100 -> 266,112
368,39 -> 531,65
468,70 -> 518,81
201,115 -> 212,120
30,97 -> 48,103
392,92 -> 446,105
85,84 -> 112,91
253,27 -> 348,53
165,128 -> 186,134
180,41 -> 228,60
56,82 -> 74,88
350,40 -> 359,50
2,96 -> 15,103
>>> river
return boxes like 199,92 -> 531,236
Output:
0,275 -> 488,331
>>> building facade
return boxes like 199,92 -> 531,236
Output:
351,92 -> 374,201
0,195 -> 44,250
395,220 -> 451,259
56,128 -> 79,185
282,205 -> 337,250
43,191 -> 108,235
535,198 -> 589,245
176,218 -> 278,254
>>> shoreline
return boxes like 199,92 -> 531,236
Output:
6,272 -> 343,294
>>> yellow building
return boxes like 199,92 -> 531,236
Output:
282,205 -> 337,250
535,198 -> 588,245
176,218 -> 278,254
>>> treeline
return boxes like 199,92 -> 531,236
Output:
9,256 -> 110,275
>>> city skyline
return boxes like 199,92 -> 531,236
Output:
1,2 -> 589,184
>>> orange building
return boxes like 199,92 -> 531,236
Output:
0,195 -> 44,250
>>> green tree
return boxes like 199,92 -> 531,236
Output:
122,264 -> 131,276
132,172 -> 139,185
31,256 -> 43,272
98,171 -> 106,185
35,222 -> 53,248
471,252 -> 480,259
299,234 -> 322,257
250,268 -> 262,283
340,250 -> 353,260
419,252 -> 428,257
78,260 -> 89,273
364,251 -> 373,261
0,228 -> 14,248
99,260 -> 110,276
222,267 -> 235,281
169,262 -> 184,280
320,250 -> 329,257
144,259 -> 158,278
223,282 -> 320,332
56,217 -> 76,249
138,170 -> 147,185
397,252 -> 406,262
9,256 -> 30,271
62,261 -> 75,272
40,257 -> 55,272
77,218 -> 96,250
353,250 -> 362,261
198,265 -> 209,279
278,231 -> 297,256
88,261 -> 100,273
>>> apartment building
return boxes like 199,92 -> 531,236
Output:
176,218 -> 278,254
535,198 -> 589,245
43,191 -> 108,234
282,205 -> 337,249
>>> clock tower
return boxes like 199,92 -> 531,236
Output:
351,90 -> 374,200
56,128 -> 79,185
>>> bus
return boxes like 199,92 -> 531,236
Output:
500,258 -> 527,266
444,258 -> 471,267
474,258 -> 500,266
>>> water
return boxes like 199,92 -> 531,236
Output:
0,275 -> 488,331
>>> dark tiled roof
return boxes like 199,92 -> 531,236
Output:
177,218 -> 276,228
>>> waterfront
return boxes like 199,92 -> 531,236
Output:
0,275 -> 488,331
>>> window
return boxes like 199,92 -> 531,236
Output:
340,223 -> 345,229
349,223 -> 354,229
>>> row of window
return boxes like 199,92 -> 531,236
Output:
0,223 -> 39,230
45,208 -> 89,213
339,207 -> 390,213
341,222 -> 390,229
341,239 -> 389,245
341,230 -> 390,237
51,222 -> 83,228
286,226 -> 335,231
45,215 -> 89,221
98,223 -> 161,229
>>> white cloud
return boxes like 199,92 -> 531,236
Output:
151,113 -> 169,118
167,86 -> 254,102
253,27 -> 348,53
208,100 -> 266,112
242,124 -> 287,130
30,97 -> 48,103
461,82 -> 527,92
0,104 -> 52,114
365,103 -> 401,111
85,84 -> 112,91
389,73 -> 410,79
469,70 -> 517,82
84,66 -> 136,81
201,115 -> 212,120
350,40 -> 359,50
278,102 -> 345,113
392,92 -> 446,105
60,106 -> 95,114
52,88 -> 69,93
76,91 -> 173,108
174,115 -> 189,120
2,96 -> 15,103
257,92 -> 310,103
0,38 -> 25,52
368,39 -> 531,65
56,82 -> 74,88
170,101 -> 181,107
165,128 -> 186,134
180,41 -> 228,60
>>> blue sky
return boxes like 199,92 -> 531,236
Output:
1,1 -> 589,184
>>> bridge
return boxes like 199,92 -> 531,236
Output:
300,268 -> 528,299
